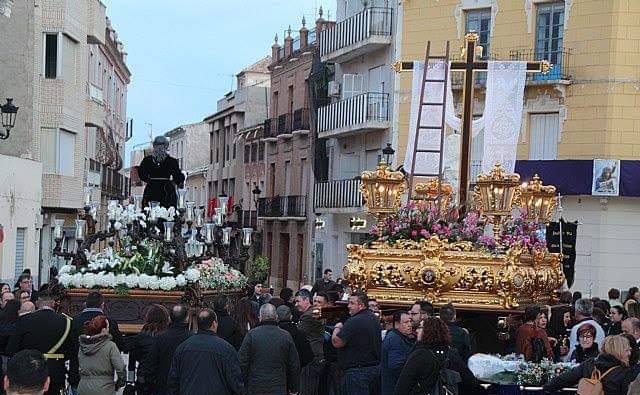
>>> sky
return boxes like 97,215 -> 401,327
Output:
102,0 -> 335,163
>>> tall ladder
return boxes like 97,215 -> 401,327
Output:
407,41 -> 451,213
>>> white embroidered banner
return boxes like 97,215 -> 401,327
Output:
481,61 -> 527,173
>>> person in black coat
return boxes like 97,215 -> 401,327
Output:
276,305 -> 314,368
146,304 -> 192,395
439,303 -> 471,361
137,135 -> 185,208
167,309 -> 244,395
6,293 -> 76,395
128,304 -> 169,395
393,317 -> 485,395
544,335 -> 635,395
214,295 -> 242,349
569,323 -> 600,363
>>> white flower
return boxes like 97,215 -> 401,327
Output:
59,265 -> 75,275
139,220 -> 147,229
114,221 -> 122,231
115,274 -> 127,285
125,274 -> 139,288
148,275 -> 160,290
175,274 -> 186,287
71,273 -> 84,288
161,262 -> 174,274
82,273 -> 98,288
158,276 -> 177,291
168,207 -> 176,218
184,268 -> 200,282
59,273 -> 73,287
100,272 -> 116,288
137,274 -> 152,289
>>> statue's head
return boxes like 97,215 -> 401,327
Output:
152,136 -> 170,162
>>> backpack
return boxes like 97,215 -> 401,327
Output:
418,348 -> 462,395
576,366 -> 618,395
530,337 -> 546,363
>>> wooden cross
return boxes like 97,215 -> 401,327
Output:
394,32 -> 550,209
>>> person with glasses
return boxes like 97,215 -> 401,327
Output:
569,323 -> 600,363
544,335 -> 636,395
608,305 -> 627,336
14,274 -> 38,303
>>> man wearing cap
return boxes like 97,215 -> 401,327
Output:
138,135 -> 185,208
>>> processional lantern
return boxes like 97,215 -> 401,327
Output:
520,174 -> 557,224
473,163 -> 521,240
360,144 -> 406,229
414,178 -> 453,216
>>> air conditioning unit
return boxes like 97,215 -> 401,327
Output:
328,81 -> 340,97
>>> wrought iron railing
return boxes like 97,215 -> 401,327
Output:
314,179 -> 363,209
317,92 -> 389,133
263,108 -> 310,138
509,47 -> 572,81
258,196 -> 306,217
320,7 -> 393,57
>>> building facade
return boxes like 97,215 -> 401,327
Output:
398,0 -> 640,297
204,57 -> 270,217
165,122 -> 209,208
0,0 -> 129,285
313,0 -> 398,279
259,19 -> 329,289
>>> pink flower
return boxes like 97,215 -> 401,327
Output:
420,228 -> 429,237
411,230 -> 418,237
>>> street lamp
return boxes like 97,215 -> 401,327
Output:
0,98 -> 19,140
382,143 -> 395,166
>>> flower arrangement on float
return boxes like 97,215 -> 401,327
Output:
468,354 -> 574,386
372,199 -> 547,254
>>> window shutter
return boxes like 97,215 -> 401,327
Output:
14,228 -> 26,281
59,129 -> 75,176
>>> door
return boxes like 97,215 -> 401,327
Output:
280,233 -> 290,286
342,74 -> 363,99
535,2 -> 564,79
368,65 -> 386,120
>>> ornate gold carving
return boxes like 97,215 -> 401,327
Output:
520,174 -> 558,224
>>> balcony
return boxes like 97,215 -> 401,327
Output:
86,0 -> 106,44
509,47 -> 572,83
101,167 -> 129,199
317,92 -> 389,138
257,196 -> 306,219
263,108 -> 310,140
320,7 -> 393,63
314,179 -> 363,213
85,83 -> 105,128
241,210 -> 258,228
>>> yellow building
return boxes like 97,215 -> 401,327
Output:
395,0 -> 640,297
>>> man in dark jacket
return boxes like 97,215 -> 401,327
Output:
440,303 -> 471,361
167,308 -> 244,395
277,304 -> 314,368
7,293 -> 75,395
381,311 -> 415,395
311,269 -> 335,296
238,303 -> 300,395
214,294 -> 242,349
296,289 -> 326,395
147,304 -> 192,395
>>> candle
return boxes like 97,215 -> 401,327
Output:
214,208 -> 224,226
194,208 -> 204,228
222,227 -> 232,246
203,223 -> 215,245
218,196 -> 229,214
53,219 -> 65,240
177,189 -> 187,210
242,227 -> 253,247
75,219 -> 86,241
163,221 -> 174,242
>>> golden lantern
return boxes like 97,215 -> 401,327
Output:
520,174 -> 558,224
414,178 -> 453,216
360,162 -> 406,230
473,163 -> 521,240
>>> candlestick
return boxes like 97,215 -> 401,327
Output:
222,227 -> 232,246
177,189 -> 187,210
75,219 -> 86,241
185,202 -> 195,223
194,208 -> 204,228
203,223 -> 215,245
218,196 -> 229,214
242,227 -> 253,247
163,221 -> 174,242
214,208 -> 224,226
83,187 -> 93,207
149,201 -> 160,223
53,219 -> 65,240
133,195 -> 143,213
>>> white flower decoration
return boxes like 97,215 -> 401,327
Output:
158,276 -> 177,291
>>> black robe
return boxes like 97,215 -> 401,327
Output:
137,155 -> 185,208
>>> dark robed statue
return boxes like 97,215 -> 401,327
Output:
138,136 -> 185,208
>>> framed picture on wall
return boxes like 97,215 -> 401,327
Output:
592,159 -> 620,196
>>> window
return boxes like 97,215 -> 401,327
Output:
42,128 -> 75,176
342,74 -> 363,99
288,85 -> 294,115
300,158 -> 308,195
14,228 -> 26,280
244,144 -> 251,164
284,161 -> 291,195
273,92 -> 279,117
536,2 -> 564,74
466,9 -> 492,59
340,153 -> 361,179
44,33 -> 58,79
229,178 -> 235,197
86,127 -> 97,159
529,113 -> 559,160
62,34 -> 77,83
365,149 -> 381,170
251,143 -> 258,163
258,142 -> 265,161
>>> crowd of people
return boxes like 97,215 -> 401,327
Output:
2,269 -> 640,395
